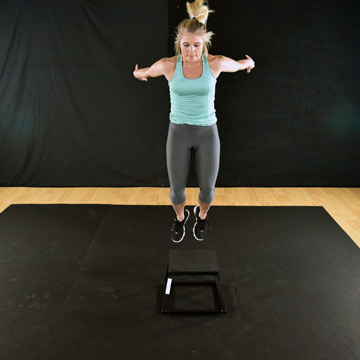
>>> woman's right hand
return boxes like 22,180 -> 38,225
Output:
133,64 -> 148,82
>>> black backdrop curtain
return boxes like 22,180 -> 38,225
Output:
0,0 -> 359,187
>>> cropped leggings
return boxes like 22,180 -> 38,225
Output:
166,121 -> 221,206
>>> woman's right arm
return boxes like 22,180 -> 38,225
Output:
133,58 -> 166,82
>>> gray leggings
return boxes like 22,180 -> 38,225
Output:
166,121 -> 221,206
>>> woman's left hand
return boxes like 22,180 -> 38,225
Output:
245,55 -> 255,73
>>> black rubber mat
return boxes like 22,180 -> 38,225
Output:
0,204 -> 111,360
0,204 -> 359,360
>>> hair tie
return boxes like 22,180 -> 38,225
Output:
192,17 -> 196,19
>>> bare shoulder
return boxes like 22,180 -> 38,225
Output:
163,55 -> 178,62
161,56 -> 177,69
207,54 -> 223,63
161,56 -> 178,81
206,54 -> 224,79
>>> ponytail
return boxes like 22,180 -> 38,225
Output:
173,0 -> 215,57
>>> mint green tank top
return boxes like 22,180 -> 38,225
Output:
168,54 -> 217,126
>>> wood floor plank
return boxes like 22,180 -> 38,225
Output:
0,187 -> 358,247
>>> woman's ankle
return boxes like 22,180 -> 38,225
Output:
177,211 -> 185,222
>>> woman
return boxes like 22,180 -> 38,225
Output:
133,0 -> 255,243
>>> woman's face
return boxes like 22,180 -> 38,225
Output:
180,32 -> 204,63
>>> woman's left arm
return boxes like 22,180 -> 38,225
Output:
219,55 -> 255,73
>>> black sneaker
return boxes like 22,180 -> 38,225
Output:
193,205 -> 209,241
171,208 -> 190,243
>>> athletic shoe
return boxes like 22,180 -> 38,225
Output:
171,208 -> 190,243
193,205 -> 209,241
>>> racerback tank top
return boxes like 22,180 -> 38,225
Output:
168,54 -> 217,126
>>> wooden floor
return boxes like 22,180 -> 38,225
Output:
0,187 -> 359,248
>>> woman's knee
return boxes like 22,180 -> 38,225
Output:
199,187 -> 215,204
170,188 -> 186,205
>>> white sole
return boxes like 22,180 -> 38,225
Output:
193,205 -> 204,241
172,209 -> 190,243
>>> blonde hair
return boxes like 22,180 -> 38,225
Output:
174,0 -> 215,57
